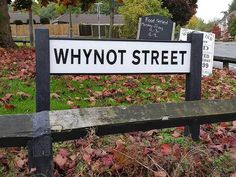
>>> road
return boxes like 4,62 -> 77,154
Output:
214,42 -> 236,73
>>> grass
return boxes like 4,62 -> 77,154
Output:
1,70 -> 236,115
0,74 -> 186,115
0,63 -> 236,176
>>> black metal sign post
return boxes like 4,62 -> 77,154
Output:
31,29 -> 203,175
185,33 -> 203,140
28,29 -> 53,177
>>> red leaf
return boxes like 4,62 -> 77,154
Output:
58,148 -> 69,158
102,155 -> 113,166
220,122 -> 228,128
172,131 -> 181,138
54,154 -> 67,169
160,144 -> 172,155
4,104 -> 15,110
83,153 -> 91,165
175,126 -> 184,131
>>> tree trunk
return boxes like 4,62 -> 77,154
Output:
29,7 -> 34,47
0,0 -> 16,48
109,0 -> 114,39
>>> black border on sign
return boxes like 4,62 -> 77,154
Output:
49,37 -> 190,43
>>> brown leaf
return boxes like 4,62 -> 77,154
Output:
14,156 -> 26,169
125,96 -> 132,103
209,144 -> 224,153
229,148 -> 236,161
230,173 -> 236,177
154,171 -> 167,177
16,91 -> 30,99
50,93 -> 60,99
67,101 -> 74,106
66,83 -> 76,92
0,93 -> 13,103
89,96 -> 96,103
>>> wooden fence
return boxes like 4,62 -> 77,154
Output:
1,99 -> 236,176
11,24 -> 122,38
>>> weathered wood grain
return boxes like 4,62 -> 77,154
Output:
0,99 -> 236,147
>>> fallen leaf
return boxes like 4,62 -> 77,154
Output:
233,121 -> 236,127
154,171 -> 167,177
58,148 -> 69,158
50,93 -> 60,99
54,154 -> 67,169
230,173 -> 236,177
14,157 -> 26,169
0,93 -> 13,103
125,96 -> 132,103
83,153 -> 91,165
66,83 -> 76,92
229,148 -> 236,161
4,104 -> 15,110
67,101 -> 74,106
102,155 -> 113,166
209,144 -> 224,153
172,131 -> 181,138
16,91 -> 30,99
160,144 -> 172,155
220,122 -> 228,128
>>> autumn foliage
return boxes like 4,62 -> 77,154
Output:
212,25 -> 221,39
162,0 -> 198,26
0,48 -> 236,176
10,0 -> 95,11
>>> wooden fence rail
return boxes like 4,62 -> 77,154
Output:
214,56 -> 236,68
1,98 -> 236,148
1,99 -> 236,176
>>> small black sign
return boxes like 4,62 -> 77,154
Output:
138,15 -> 174,41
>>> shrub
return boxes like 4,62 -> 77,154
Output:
40,17 -> 50,24
13,20 -> 23,25
26,19 -> 36,24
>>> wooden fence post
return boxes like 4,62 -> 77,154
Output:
27,28 -> 53,176
185,33 -> 203,140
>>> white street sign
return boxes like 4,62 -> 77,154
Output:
49,40 -> 191,74
179,28 -> 215,76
